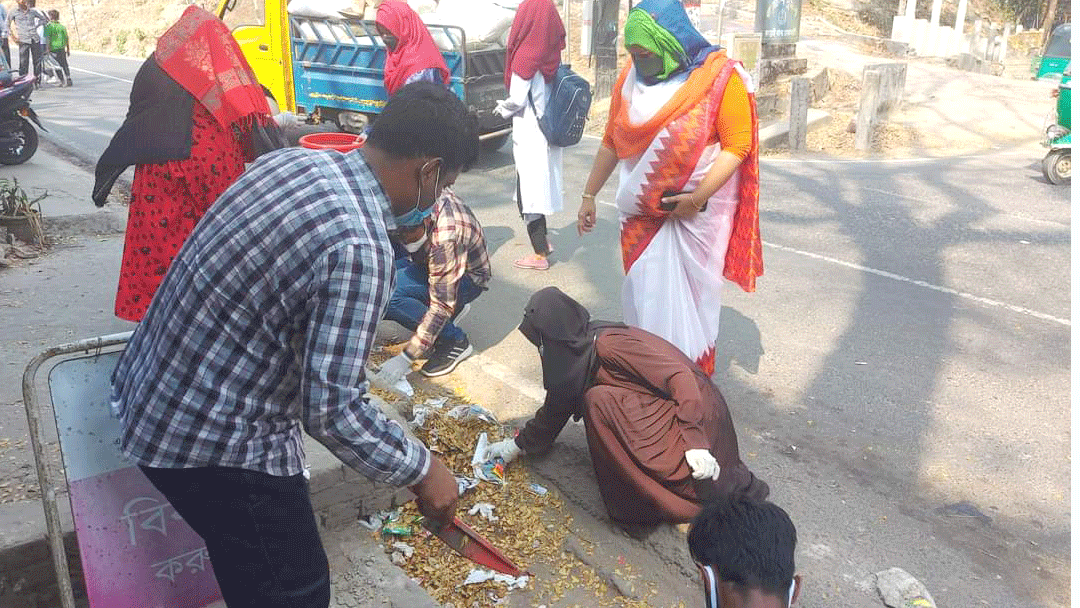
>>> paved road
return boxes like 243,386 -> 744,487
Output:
438,141 -> 1071,608
31,51 -> 143,163
22,52 -> 1072,607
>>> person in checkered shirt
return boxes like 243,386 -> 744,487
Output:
110,82 -> 478,608
375,188 -> 492,380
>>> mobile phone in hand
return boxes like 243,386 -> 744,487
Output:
659,190 -> 706,212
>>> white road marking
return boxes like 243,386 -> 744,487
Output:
70,50 -> 145,61
762,241 -> 1070,326
70,66 -> 133,84
595,198 -> 1068,326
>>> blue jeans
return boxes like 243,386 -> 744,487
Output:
385,260 -> 482,345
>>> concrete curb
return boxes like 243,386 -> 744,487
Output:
0,395 -> 423,607
760,108 -> 833,148
43,210 -> 127,238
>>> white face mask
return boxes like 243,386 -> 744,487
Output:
403,232 -> 428,253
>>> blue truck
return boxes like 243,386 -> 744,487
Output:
216,1 -> 512,148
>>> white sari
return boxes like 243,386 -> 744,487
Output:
615,64 -> 753,372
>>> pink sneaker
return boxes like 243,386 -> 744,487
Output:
514,254 -> 550,270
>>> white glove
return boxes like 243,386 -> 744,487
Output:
685,449 -> 720,481
493,99 -> 516,120
484,438 -> 522,463
273,111 -> 299,129
371,353 -> 413,392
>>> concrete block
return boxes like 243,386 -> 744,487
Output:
788,78 -> 811,151
912,19 -> 928,55
863,62 -> 907,113
856,69 -> 882,150
809,67 -> 831,103
891,15 -> 911,42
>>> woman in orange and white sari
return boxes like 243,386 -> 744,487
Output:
577,0 -> 762,376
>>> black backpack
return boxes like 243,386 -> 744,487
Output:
528,64 -> 592,147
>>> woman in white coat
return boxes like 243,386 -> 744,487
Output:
496,0 -> 565,271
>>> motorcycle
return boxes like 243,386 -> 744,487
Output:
0,73 -> 46,165
1041,64 -> 1071,185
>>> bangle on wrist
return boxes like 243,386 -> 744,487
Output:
581,193 -> 596,200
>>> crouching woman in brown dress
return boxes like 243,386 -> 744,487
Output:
485,286 -> 769,524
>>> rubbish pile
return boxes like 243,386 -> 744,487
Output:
362,385 -> 654,607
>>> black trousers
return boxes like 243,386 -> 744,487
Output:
1,39 -> 10,69
53,48 -> 70,77
17,42 -> 40,78
516,174 -> 549,255
140,465 -> 332,608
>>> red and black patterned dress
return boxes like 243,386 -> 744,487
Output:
114,103 -> 246,322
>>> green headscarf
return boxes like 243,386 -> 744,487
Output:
624,8 -> 687,82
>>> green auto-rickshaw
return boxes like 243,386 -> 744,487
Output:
1033,23 -> 1071,80
1042,63 -> 1070,184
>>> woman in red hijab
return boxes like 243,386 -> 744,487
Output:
376,0 -> 450,95
94,6 -> 282,322
495,0 -> 565,271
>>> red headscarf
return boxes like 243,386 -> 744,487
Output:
377,0 -> 451,94
154,6 -> 272,130
504,0 -> 566,89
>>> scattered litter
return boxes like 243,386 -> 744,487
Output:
456,475 -> 480,495
381,509 -> 415,537
471,433 -> 506,485
394,376 -> 415,397
411,405 -> 434,428
448,404 -> 499,424
479,460 -> 506,485
467,502 -> 499,521
425,397 -> 449,408
391,551 -> 408,566
525,483 -> 548,497
391,541 -> 415,559
360,508 -> 399,531
875,567 -> 937,608
462,568 -> 529,590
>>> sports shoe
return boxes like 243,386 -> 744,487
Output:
420,336 -> 473,377
513,254 -> 549,270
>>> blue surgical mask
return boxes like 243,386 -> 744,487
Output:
394,159 -> 441,227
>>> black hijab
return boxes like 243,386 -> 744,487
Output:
519,287 -> 626,417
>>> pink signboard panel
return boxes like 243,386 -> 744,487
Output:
48,352 -> 224,608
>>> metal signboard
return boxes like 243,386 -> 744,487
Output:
25,334 -> 223,608
755,0 -> 803,44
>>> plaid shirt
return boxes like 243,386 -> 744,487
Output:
404,190 -> 491,359
111,148 -> 430,487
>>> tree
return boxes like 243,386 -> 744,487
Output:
1040,0 -> 1059,45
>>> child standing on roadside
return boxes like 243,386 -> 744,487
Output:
44,9 -> 71,86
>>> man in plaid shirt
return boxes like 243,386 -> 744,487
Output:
374,188 -> 491,381
109,82 -> 478,608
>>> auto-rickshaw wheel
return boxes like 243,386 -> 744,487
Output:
1042,149 -> 1071,184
